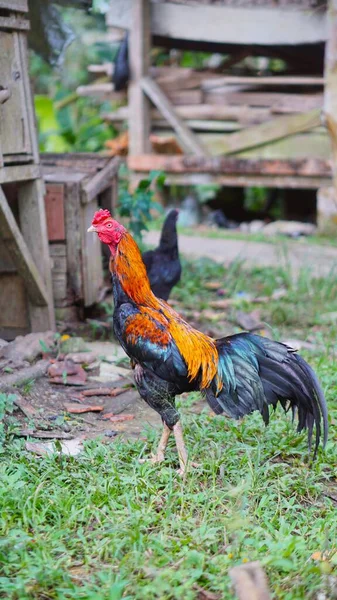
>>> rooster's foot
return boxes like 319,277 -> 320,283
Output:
176,461 -> 201,477
139,452 -> 165,465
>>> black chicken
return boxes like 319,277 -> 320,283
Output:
142,209 -> 182,301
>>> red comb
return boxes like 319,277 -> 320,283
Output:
92,208 -> 112,225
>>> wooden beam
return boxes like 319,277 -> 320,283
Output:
164,173 -> 329,190
107,1 -> 327,46
77,83 -> 126,102
81,158 -> 120,204
141,76 -> 208,156
204,91 -> 323,111
0,187 -> 50,307
215,109 -> 322,156
0,164 -> 40,185
127,154 -> 332,178
202,75 -> 325,90
18,180 -> 56,331
323,0 -> 337,208
128,0 -> 151,156
103,104 -> 271,124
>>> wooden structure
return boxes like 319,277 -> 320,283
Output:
0,0 -> 55,340
41,154 -> 120,321
97,0 -> 337,195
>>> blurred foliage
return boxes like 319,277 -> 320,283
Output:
35,94 -> 117,153
118,169 -> 165,242
244,186 -> 267,213
30,6 -> 119,153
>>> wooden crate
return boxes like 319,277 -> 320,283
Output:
41,154 -> 120,321
0,4 -> 55,341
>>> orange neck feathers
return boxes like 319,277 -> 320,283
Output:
111,231 -> 219,389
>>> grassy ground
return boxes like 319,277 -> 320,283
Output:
147,218 -> 337,247
1,257 -> 337,600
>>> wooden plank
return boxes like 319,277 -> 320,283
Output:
204,90 -> 323,110
323,0 -> 337,209
166,89 -> 203,105
211,109 -> 322,156
107,1 -> 328,45
41,152 -> 110,170
63,182 -> 82,302
0,31 -> 32,156
0,0 -> 28,10
0,16 -> 30,30
44,184 -> 65,242
17,179 -> 56,330
77,83 -> 126,102
18,33 -> 39,164
0,187 -> 50,307
0,164 -> 40,184
0,273 -> 28,330
127,154 -> 332,177
81,158 -> 120,204
141,76 -> 208,156
128,0 -> 151,156
202,75 -> 325,90
80,200 -> 104,307
3,154 -> 34,166
104,104 -> 271,124
164,173 -> 330,190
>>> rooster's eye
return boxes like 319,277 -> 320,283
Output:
106,223 -> 112,228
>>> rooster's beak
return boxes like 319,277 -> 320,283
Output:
87,225 -> 97,233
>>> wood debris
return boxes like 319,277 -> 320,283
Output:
63,403 -> 104,414
102,413 -> 135,422
48,359 -> 87,386
82,387 -> 126,397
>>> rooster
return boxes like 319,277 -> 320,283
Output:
142,209 -> 181,301
88,209 -> 328,475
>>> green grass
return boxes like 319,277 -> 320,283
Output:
2,258 -> 337,599
148,217 -> 337,247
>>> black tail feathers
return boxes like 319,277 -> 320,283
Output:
206,333 -> 328,457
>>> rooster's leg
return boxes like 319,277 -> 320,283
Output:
173,421 -> 188,475
152,422 -> 171,463
139,422 -> 171,465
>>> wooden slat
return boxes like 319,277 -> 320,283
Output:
127,154 -> 332,177
17,179 -> 56,330
141,76 -> 208,156
63,182 -> 82,302
0,0 -> 28,10
80,200 -> 104,307
164,173 -> 330,190
202,75 -> 325,90
128,0 -> 151,156
0,15 -> 30,30
323,0 -> 337,208
77,83 -> 126,102
0,164 -> 40,184
0,187 -> 49,307
107,1 -> 327,46
104,104 -> 271,124
204,90 -> 323,110
215,109 -> 322,156
81,158 -> 120,204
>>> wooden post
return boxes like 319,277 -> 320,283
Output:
18,179 -> 55,332
324,0 -> 337,207
128,0 -> 151,157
